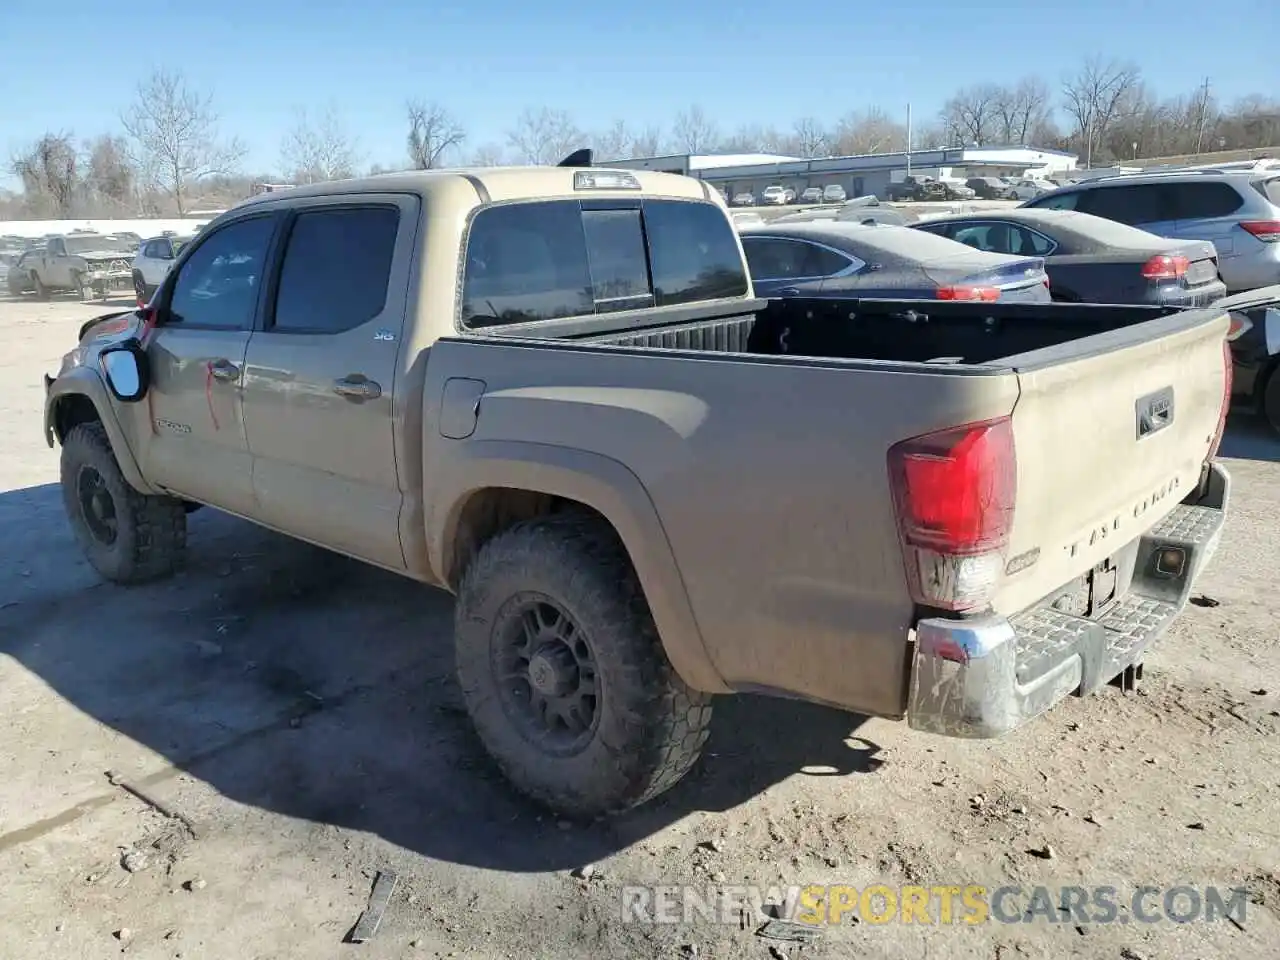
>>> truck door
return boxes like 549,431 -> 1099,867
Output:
134,213 -> 281,513
46,238 -> 68,287
239,195 -> 419,570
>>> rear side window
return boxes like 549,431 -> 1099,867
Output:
1032,191 -> 1079,211
741,237 -> 853,279
1168,182 -> 1244,220
461,198 -> 748,328
273,206 -> 400,334
1253,176 -> 1280,206
1078,185 -> 1167,225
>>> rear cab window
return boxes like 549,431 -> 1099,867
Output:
460,198 -> 749,329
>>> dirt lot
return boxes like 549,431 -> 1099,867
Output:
1,294 -> 1277,960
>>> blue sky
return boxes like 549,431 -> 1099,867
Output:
2,0 -> 1277,182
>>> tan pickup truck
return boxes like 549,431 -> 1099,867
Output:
43,163 -> 1233,817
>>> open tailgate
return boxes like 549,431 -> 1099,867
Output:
993,307 -> 1230,615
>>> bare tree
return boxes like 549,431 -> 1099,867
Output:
629,125 -> 665,157
506,107 -> 583,165
467,144 -> 507,166
1061,57 -> 1141,166
406,101 -> 466,170
11,133 -> 81,217
720,124 -> 784,153
281,105 -> 359,183
939,84 -> 1003,146
993,77 -> 1051,145
85,135 -> 135,212
831,108 -> 906,155
789,117 -> 829,157
672,105 -> 720,154
122,68 -> 244,216
594,120 -> 635,161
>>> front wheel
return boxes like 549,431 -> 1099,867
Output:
454,512 -> 713,818
32,272 -> 49,300
60,422 -> 187,583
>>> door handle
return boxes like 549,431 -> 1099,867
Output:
208,359 -> 240,381
778,287 -> 801,297
333,376 -> 382,401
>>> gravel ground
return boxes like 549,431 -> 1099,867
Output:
0,294 -> 1277,960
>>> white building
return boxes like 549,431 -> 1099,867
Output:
600,145 -> 1078,200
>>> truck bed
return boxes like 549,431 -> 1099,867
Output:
565,297 -> 1190,369
429,293 -> 1229,720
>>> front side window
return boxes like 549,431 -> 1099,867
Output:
272,206 -> 400,334
168,216 -> 276,330
460,198 -> 748,328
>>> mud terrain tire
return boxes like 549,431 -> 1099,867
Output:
454,512 -> 713,817
60,422 -> 187,583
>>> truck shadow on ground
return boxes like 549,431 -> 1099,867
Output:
1220,411 -> 1280,463
0,481 -> 883,874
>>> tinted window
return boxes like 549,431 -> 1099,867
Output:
643,199 -> 749,305
1168,182 -> 1244,219
581,208 -> 652,310
1032,192 -> 1080,211
1078,184 -> 1167,225
273,207 -> 399,334
741,237 -> 854,279
1255,176 -> 1280,206
460,198 -> 747,328
949,222 -> 1053,256
168,216 -> 275,330
461,201 -> 593,327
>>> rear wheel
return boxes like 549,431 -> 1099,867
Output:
60,422 -> 187,583
72,271 -> 88,300
454,511 -> 713,817
132,271 -> 147,301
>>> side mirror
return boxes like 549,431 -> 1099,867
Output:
99,339 -> 150,403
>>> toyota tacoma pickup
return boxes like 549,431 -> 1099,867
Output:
28,233 -> 136,300
43,162 -> 1233,817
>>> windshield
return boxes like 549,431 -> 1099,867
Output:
63,236 -> 132,254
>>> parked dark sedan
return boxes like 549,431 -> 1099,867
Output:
737,221 -> 1051,302
965,176 -> 1018,200
912,209 -> 1226,307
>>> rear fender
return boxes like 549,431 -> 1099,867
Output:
44,367 -> 157,495
427,439 -> 729,695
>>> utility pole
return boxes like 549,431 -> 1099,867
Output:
1194,77 -> 1211,155
906,103 -> 913,177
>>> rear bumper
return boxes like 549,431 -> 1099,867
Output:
907,460 -> 1230,738
1154,281 -> 1227,308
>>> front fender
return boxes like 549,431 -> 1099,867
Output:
426,439 -> 729,695
44,367 -> 157,495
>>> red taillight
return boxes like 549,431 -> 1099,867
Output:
1240,220 -> 1280,242
936,285 -> 1000,302
1141,255 -> 1190,280
1207,338 -> 1233,460
888,417 -> 1017,612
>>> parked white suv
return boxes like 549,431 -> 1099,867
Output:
761,185 -> 788,205
132,234 -> 194,301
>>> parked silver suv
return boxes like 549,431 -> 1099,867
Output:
1024,170 -> 1280,292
